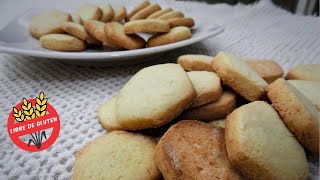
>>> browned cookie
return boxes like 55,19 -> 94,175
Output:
124,19 -> 170,34
112,6 -> 127,22
245,59 -> 284,83
148,26 -> 191,47
40,34 -> 85,51
167,17 -> 195,28
147,8 -> 173,19
158,11 -> 184,20
99,4 -> 114,22
177,54 -> 215,72
127,1 -> 151,20
130,4 -> 161,21
285,64 -> 320,81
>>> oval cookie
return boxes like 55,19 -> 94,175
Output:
99,4 -> 114,22
148,26 -> 192,47
167,17 -> 195,28
112,6 -> 127,22
158,11 -> 184,20
130,4 -> 161,21
147,8 -> 173,19
124,19 -> 170,34
61,22 -> 88,41
77,3 -> 102,23
177,54 -> 215,72
127,0 -> 151,20
97,97 -> 123,132
40,34 -> 85,51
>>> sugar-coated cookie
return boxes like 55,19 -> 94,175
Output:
156,120 -> 243,180
208,119 -> 225,128
61,22 -> 88,41
266,78 -> 320,155
147,8 -> 173,19
288,80 -> 320,111
225,101 -> 308,179
99,4 -> 114,22
180,91 -> 237,121
97,97 -> 123,132
77,3 -> 102,23
148,26 -> 191,47
40,34 -> 85,51
29,10 -> 71,39
73,131 -> 161,180
124,19 -> 170,34
130,4 -> 161,21
116,64 -> 196,130
285,64 -> 320,81
167,17 -> 195,28
105,22 -> 146,50
127,1 -> 151,20
112,6 -> 127,22
212,52 -> 268,101
158,11 -> 184,20
71,13 -> 81,24
187,71 -> 222,107
177,54 -> 214,72
245,59 -> 284,83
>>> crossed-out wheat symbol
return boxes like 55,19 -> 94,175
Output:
12,92 -> 48,149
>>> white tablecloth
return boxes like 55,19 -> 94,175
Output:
0,0 -> 319,179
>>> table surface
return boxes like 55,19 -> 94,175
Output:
0,0 -> 319,179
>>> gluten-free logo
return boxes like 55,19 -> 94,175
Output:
7,92 -> 60,152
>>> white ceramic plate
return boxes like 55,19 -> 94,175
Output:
0,8 -> 224,64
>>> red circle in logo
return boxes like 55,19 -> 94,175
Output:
7,99 -> 60,152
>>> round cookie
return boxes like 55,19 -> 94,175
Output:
127,0 -> 151,20
179,91 -> 236,121
130,4 -> 161,21
225,101 -> 308,179
112,6 -> 127,22
73,131 -> 161,180
105,22 -> 146,50
285,64 -> 320,81
245,59 -> 284,83
124,19 -> 170,34
99,4 -> 114,22
177,54 -> 215,72
266,78 -> 320,155
116,64 -> 196,130
147,8 -> 173,19
147,26 -> 192,47
77,3 -> 102,23
156,120 -> 243,180
211,52 -> 268,101
39,34 -> 85,51
61,22 -> 88,41
158,11 -> 184,20
187,71 -> 222,107
97,97 -> 123,132
167,17 -> 195,28
29,10 -> 71,39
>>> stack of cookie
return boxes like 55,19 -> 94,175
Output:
73,52 -> 319,179
29,1 -> 195,52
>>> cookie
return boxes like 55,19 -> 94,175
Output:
245,59 -> 284,83
288,80 -> 320,111
212,52 -> 268,101
105,22 -> 146,50
167,17 -> 195,28
130,4 -> 161,21
84,20 -> 121,49
187,71 -> 222,107
158,11 -> 184,20
127,0 -> 151,20
71,13 -> 81,24
180,91 -> 237,121
285,64 -> 320,81
208,119 -> 225,128
29,10 -> 71,39
266,78 -> 320,155
40,34 -> 85,51
225,101 -> 308,179
97,97 -> 123,132
61,22 -> 88,41
177,54 -> 214,72
99,4 -> 114,22
112,6 -> 127,22
124,19 -> 170,34
73,131 -> 161,180
147,26 -> 191,47
77,3 -> 102,23
156,120 -> 243,180
116,64 -> 196,130
86,34 -> 101,45
147,8 -> 173,19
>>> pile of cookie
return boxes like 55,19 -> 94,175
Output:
73,52 -> 320,179
29,1 -> 195,52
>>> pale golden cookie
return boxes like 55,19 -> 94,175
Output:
124,19 -> 170,34
130,4 -> 161,21
71,13 -> 81,24
40,34 -> 85,51
286,64 -> 320,81
266,78 -> 320,155
177,54 -> 214,72
127,1 -> 151,20
211,52 -> 268,101
112,6 -> 127,22
116,64 -> 196,130
208,119 -> 225,128
156,120 -> 243,180
147,8 -> 173,19
225,101 -> 308,179
105,22 -> 146,50
167,17 -> 195,28
245,59 -> 284,83
61,22 -> 88,41
73,131 -> 161,180
158,11 -> 184,20
99,4 -> 114,22
148,26 -> 191,47
77,3 -> 102,23
29,10 -> 71,39
187,71 -> 222,107
180,91 -> 237,121
97,97 -> 123,132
